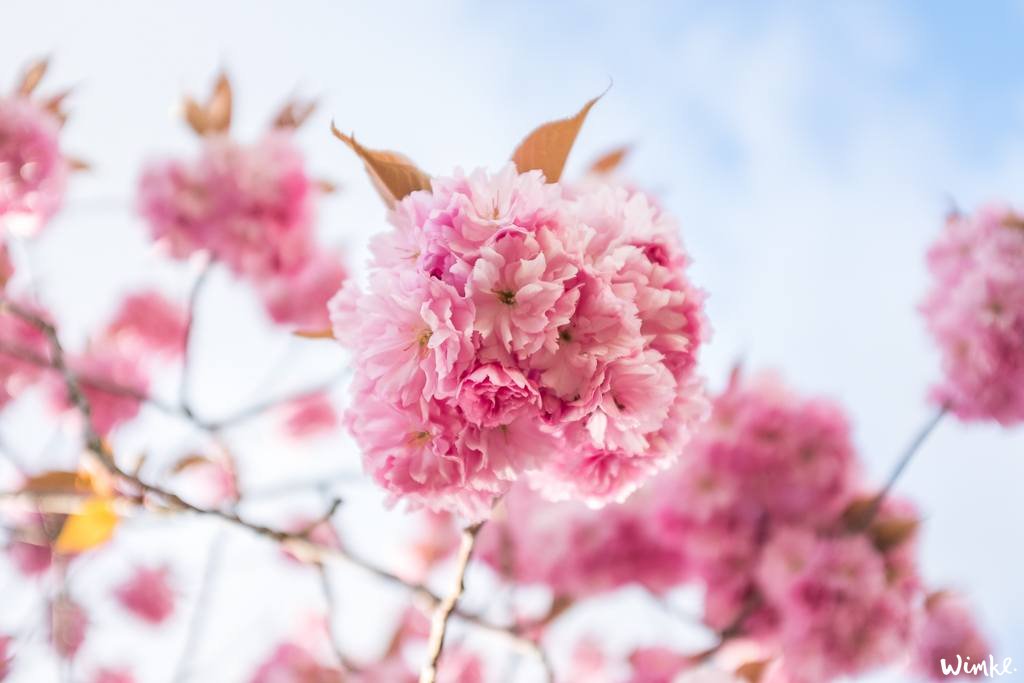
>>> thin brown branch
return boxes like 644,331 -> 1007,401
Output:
419,522 -> 483,683
855,405 -> 947,530
179,262 -> 213,416
173,530 -> 227,683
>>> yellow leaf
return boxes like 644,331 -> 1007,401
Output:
330,123 -> 431,207
587,144 -> 631,175
294,327 -> 335,340
511,90 -> 605,183
54,497 -> 119,554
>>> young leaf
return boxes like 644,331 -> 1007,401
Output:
294,327 -> 335,340
870,517 -> 919,552
183,72 -> 232,136
736,659 -> 772,683
587,144 -> 631,175
17,57 -> 49,97
54,497 -> 119,554
330,123 -> 431,207
273,98 -> 317,130
20,471 -> 90,495
511,91 -> 605,183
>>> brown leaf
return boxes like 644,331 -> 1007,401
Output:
42,89 -> 72,125
17,57 -> 49,97
840,495 -> 875,530
316,178 -> 339,194
870,516 -> 919,552
736,659 -> 772,683
20,471 -> 90,495
206,73 -> 232,134
66,156 -> 91,173
273,98 -> 317,130
294,327 -> 335,340
511,90 -> 606,183
183,72 -> 232,136
588,144 -> 631,175
169,454 -> 213,474
330,123 -> 431,207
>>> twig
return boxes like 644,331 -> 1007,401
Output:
180,262 -> 213,416
315,560 -> 347,670
857,406 -> 947,528
0,300 -> 551,675
203,367 -> 349,430
173,530 -> 227,683
419,522 -> 484,683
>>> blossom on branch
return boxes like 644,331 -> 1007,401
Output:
922,204 -> 1024,424
332,166 -> 707,517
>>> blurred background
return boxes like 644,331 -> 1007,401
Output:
2,1 -> 1023,681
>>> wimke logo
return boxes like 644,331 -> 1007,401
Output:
941,655 -> 1017,678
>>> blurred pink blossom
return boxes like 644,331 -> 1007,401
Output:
91,668 -> 136,683
105,290 -> 188,358
260,250 -> 347,329
0,97 -> 67,236
114,565 -> 176,625
49,595 -> 87,660
138,132 -> 316,280
280,392 -> 338,439
914,592 -> 991,680
922,205 -> 1024,424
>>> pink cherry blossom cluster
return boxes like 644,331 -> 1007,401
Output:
477,482 -> 688,600
138,131 -> 345,330
921,204 -> 1024,424
331,167 -> 708,518
250,608 -> 484,683
914,591 -> 991,681
0,96 -> 68,236
472,370 -> 991,682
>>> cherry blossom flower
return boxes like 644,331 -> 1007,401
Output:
922,204 -> 1024,424
626,647 -> 691,683
113,565 -> 176,625
331,168 -> 706,516
260,250 -> 347,329
913,592 -> 991,680
249,643 -> 342,683
49,595 -> 87,660
280,392 -> 338,438
91,668 -> 136,683
138,132 -> 317,280
477,483 -> 688,599
0,635 -> 11,681
7,538 -> 52,576
756,526 -> 916,683
0,97 -> 68,236
105,290 -> 188,358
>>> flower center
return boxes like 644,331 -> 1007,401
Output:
417,328 -> 432,350
407,431 -> 431,446
494,289 -> 516,306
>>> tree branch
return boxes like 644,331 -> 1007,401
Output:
0,299 -> 550,675
419,522 -> 483,683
